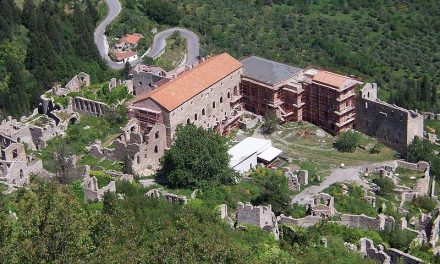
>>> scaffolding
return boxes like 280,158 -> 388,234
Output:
129,106 -> 162,134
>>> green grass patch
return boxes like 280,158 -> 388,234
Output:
153,33 -> 186,71
324,183 -> 377,217
395,167 -> 425,188
89,170 -> 113,188
269,122 -> 396,181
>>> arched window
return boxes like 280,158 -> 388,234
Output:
202,108 -> 205,116
194,113 -> 198,120
137,156 -> 140,164
154,145 -> 158,153
227,92 -> 230,99
19,169 -> 23,179
220,96 -> 223,104
212,101 -> 216,108
155,131 -> 159,139
187,118 -> 190,124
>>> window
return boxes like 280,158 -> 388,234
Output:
187,118 -> 190,124
19,169 -> 23,179
220,96 -> 223,104
137,156 -> 140,164
154,145 -> 158,153
12,149 -> 18,159
194,113 -> 198,120
155,131 -> 159,139
227,92 -> 231,99
202,108 -> 205,116
212,101 -> 216,108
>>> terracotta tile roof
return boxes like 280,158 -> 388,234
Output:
132,53 -> 242,111
121,33 -> 142,45
312,70 -> 356,89
113,50 -> 136,61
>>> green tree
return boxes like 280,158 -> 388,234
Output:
123,61 -> 131,79
420,75 -> 431,104
3,181 -> 91,263
334,130 -> 361,152
373,177 -> 395,198
161,124 -> 237,189
261,111 -> 279,134
406,136 -> 435,162
252,170 -> 291,215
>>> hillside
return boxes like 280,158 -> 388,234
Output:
0,0 -> 113,119
162,0 -> 440,112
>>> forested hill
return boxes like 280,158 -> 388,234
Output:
0,0 -> 111,119
166,0 -> 440,112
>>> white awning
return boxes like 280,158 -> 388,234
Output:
257,146 -> 282,162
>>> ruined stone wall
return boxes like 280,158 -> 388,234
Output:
355,83 -> 423,154
278,214 -> 321,227
72,97 -> 110,117
386,248 -> 424,264
65,72 -> 90,92
236,201 -> 275,229
339,214 -> 395,231
360,238 -> 391,264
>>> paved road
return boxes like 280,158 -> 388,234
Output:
291,160 -> 397,205
94,0 -> 123,69
94,0 -> 200,70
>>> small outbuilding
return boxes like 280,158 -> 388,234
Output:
228,137 -> 282,173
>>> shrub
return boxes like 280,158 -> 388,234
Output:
334,130 -> 361,152
370,142 -> 384,154
373,177 -> 395,197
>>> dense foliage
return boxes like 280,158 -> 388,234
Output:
161,124 -> 237,189
0,0 -> 113,118
168,0 -> 440,112
334,130 -> 361,152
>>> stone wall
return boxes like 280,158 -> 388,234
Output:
236,201 -> 279,239
338,214 -> 395,231
278,214 -> 321,227
359,238 -> 391,264
82,166 -> 116,201
355,83 -> 424,154
145,188 -> 188,205
72,97 -> 110,117
386,248 -> 424,264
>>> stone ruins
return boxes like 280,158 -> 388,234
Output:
236,201 -> 279,240
82,166 -> 116,202
145,188 -> 188,205
52,72 -> 90,96
355,83 -> 424,154
285,168 -> 308,192
310,193 -> 336,218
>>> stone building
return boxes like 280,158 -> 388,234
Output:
87,118 -> 166,172
240,56 -> 305,122
240,56 -> 360,135
355,83 -> 424,153
52,72 -> 90,96
129,53 -> 243,150
236,201 -> 279,239
310,193 -> 336,218
0,135 -> 45,186
130,64 -> 170,96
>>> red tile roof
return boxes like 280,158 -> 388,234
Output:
121,33 -> 142,45
132,53 -> 242,111
113,50 -> 136,61
312,70 -> 352,89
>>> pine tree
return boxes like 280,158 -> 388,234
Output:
123,61 -> 131,80
421,75 -> 431,104
432,85 -> 438,106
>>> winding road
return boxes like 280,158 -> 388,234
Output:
94,0 -> 200,70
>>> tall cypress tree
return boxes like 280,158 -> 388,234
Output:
432,85 -> 438,106
421,75 -> 431,104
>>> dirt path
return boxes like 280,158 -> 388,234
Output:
291,160 -> 397,205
